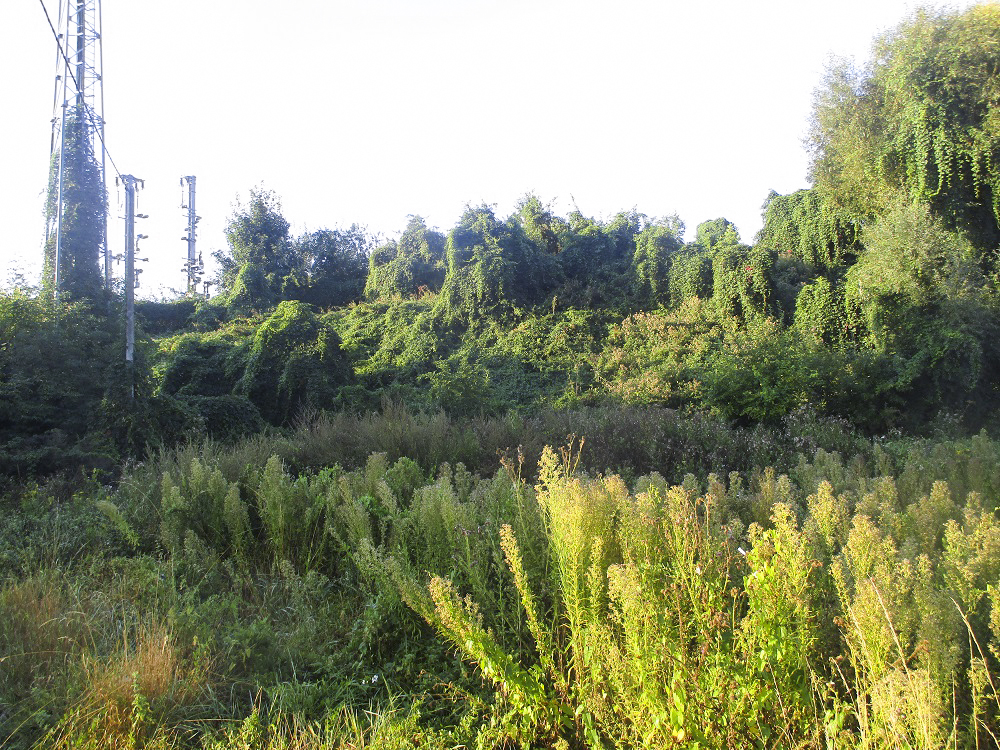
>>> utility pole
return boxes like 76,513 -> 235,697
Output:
180,176 -> 203,294
121,174 -> 143,396
45,0 -> 108,294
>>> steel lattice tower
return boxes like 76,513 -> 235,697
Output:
46,0 -> 108,293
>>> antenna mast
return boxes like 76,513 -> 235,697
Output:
46,0 -> 108,294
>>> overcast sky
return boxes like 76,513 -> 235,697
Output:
0,0 -> 983,298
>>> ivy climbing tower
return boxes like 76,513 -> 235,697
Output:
45,0 -> 108,296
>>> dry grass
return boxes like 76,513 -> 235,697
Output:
44,619 -> 210,750
0,575 -> 86,696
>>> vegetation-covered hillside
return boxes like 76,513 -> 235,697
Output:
3,5 -> 1000,748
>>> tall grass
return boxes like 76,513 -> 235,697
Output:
4,407 -> 1000,748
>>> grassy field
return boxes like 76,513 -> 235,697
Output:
3,406 -> 1000,748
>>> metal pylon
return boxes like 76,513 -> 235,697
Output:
46,0 -> 108,293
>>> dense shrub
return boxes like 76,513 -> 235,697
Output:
237,301 -> 353,424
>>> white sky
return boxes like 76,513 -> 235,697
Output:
0,0 -> 984,298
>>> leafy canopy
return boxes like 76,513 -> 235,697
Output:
809,4 -> 1000,248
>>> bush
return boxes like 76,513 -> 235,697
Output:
237,301 -> 352,424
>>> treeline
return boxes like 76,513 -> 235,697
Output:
144,3 -> 1000,443
146,186 -> 997,435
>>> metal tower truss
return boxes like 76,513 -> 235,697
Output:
47,0 -> 108,290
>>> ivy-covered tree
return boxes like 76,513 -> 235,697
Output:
236,300 -> 352,424
284,226 -> 371,307
43,111 -> 106,301
437,205 -> 559,321
365,216 -> 447,300
845,200 -> 996,410
632,216 -> 685,308
809,4 -> 1000,250
703,224 -> 776,323
557,211 -> 615,307
793,275 -> 846,347
756,189 -> 862,269
515,193 -> 566,255
667,246 -> 714,307
694,217 -> 740,251
556,210 -> 646,311
0,290 -> 117,473
215,189 -> 293,312
216,188 -> 377,313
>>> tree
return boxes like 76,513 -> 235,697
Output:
667,246 -> 714,307
756,190 -> 862,269
365,216 -> 447,300
557,211 -> 615,301
43,111 -> 106,301
236,300 -> 352,424
437,205 -> 558,321
285,226 -> 372,307
710,238 -> 775,324
694,218 -> 739,250
793,276 -> 846,347
0,289 -> 117,473
806,57 -> 888,221
215,189 -> 292,311
556,210 -> 642,311
632,217 -> 685,307
845,200 -> 995,411
515,193 -> 565,254
809,5 -> 1000,249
